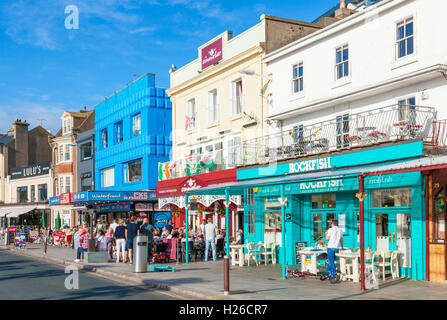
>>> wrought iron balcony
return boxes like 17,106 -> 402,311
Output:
243,104 -> 436,164
160,104 -> 436,181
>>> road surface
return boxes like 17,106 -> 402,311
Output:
0,249 -> 189,300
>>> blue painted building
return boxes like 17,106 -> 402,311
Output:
94,73 -> 172,193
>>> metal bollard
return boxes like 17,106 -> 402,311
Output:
224,255 -> 230,296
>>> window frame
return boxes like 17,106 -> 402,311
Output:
38,184 -> 48,201
186,98 -> 197,131
101,129 -> 108,149
115,121 -> 124,143
336,113 -> 350,148
335,44 -> 350,81
132,113 -> 141,137
292,62 -> 304,94
396,16 -> 414,60
231,78 -> 244,116
80,142 -> 93,161
207,89 -> 219,125
124,158 -> 142,184
101,166 -> 115,188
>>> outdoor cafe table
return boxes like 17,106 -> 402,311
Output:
336,251 -> 360,282
297,248 -> 327,275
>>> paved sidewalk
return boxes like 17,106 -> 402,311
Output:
2,244 -> 447,300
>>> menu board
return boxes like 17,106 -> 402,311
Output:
14,233 -> 26,248
295,241 -> 307,265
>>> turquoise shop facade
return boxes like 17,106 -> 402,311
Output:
239,141 -> 427,280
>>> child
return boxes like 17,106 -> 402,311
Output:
316,238 -> 328,261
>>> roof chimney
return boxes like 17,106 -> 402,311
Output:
12,119 -> 30,167
340,0 -> 346,9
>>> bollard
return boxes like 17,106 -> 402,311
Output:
224,255 -> 230,296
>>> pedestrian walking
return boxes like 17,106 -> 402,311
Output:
114,219 -> 126,263
125,216 -> 139,264
204,218 -> 217,262
138,217 -> 154,263
105,226 -> 114,261
110,219 -> 119,233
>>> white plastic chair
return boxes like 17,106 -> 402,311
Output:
377,251 -> 392,281
390,251 -> 399,279
245,242 -> 260,266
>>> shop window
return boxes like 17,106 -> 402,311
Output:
313,214 -> 323,236
31,185 -> 35,202
17,187 -> 28,203
247,209 -> 255,234
264,197 -> 281,210
372,188 -> 411,207
433,189 -> 446,243
38,184 -> 47,201
264,212 -> 281,232
311,194 -> 336,209
80,142 -> 92,161
124,159 -> 142,183
101,167 -> 114,188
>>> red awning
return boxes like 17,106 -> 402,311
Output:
156,168 -> 237,197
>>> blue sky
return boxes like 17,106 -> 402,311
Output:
0,0 -> 339,134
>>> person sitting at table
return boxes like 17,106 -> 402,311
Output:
231,229 -> 244,245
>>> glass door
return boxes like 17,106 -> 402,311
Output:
312,211 -> 336,244
375,212 -> 411,273
264,212 -> 282,246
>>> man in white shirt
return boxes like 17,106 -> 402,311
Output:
110,219 -> 119,232
325,219 -> 343,282
204,218 -> 217,261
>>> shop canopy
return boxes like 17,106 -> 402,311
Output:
186,156 -> 432,197
0,207 -> 15,218
4,206 -> 36,218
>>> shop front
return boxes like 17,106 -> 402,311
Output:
236,141 -> 427,280
49,192 -> 74,228
71,191 -> 159,225
156,168 -> 242,237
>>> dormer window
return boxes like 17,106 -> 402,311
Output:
63,117 -> 72,135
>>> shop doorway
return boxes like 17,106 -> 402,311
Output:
264,212 -> 282,246
375,212 -> 412,275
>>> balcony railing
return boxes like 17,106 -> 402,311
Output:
161,104 -> 436,181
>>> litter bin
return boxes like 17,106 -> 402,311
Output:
134,235 -> 148,273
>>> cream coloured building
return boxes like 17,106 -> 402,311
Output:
167,15 -> 322,175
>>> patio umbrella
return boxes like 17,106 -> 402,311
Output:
55,213 -> 61,230
40,213 -> 46,228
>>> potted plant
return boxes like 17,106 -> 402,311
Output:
173,209 -> 180,217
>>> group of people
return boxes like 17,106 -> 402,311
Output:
73,217 -> 156,264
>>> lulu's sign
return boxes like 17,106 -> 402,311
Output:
10,162 -> 50,180
289,157 -> 332,174
201,38 -> 223,70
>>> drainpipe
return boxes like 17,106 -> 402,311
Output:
357,175 -> 366,291
425,174 -> 430,281
185,194 -> 189,264
224,188 -> 231,259
279,184 -> 287,279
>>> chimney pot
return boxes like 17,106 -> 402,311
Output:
340,0 -> 346,9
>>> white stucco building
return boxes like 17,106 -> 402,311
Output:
262,0 -> 445,150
